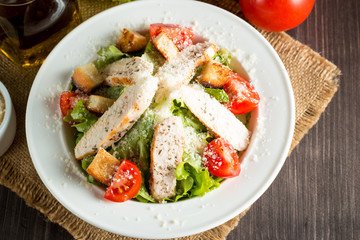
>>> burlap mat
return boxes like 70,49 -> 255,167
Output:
0,0 -> 340,239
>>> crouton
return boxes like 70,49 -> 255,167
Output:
197,60 -> 233,88
85,95 -> 116,114
86,148 -> 120,186
154,42 -> 218,103
152,32 -> 179,60
103,57 -> 153,86
72,63 -> 104,93
179,85 -> 249,151
150,116 -> 185,201
116,28 -> 148,53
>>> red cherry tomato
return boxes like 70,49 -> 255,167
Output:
203,138 -> 241,178
104,159 -> 142,202
149,23 -> 194,51
223,73 -> 260,115
239,0 -> 316,32
59,91 -> 87,116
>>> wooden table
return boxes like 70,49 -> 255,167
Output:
0,0 -> 359,239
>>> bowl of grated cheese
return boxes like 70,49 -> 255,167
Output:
0,81 -> 16,157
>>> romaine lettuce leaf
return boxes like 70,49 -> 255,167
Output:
81,155 -> 94,171
135,184 -> 155,203
80,155 -> 106,187
171,99 -> 207,132
112,109 -> 154,175
95,45 -> 129,69
169,162 -> 220,201
105,86 -> 126,99
111,110 -> 155,202
63,100 -> 98,142
142,40 -> 165,74
212,48 -> 232,68
236,112 -> 251,126
204,88 -> 229,103
93,85 -> 126,100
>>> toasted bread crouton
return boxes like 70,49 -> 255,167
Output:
197,60 -> 233,88
86,148 -> 120,186
72,63 -> 104,93
154,42 -> 218,102
116,28 -> 148,53
179,85 -> 249,151
192,43 -> 219,68
85,95 -> 116,114
150,116 -> 185,201
103,57 -> 153,86
153,32 -> 179,60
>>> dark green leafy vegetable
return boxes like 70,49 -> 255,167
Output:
204,88 -> 229,103
81,155 -> 94,171
135,184 -> 155,203
111,110 -> 155,202
112,109 -> 155,173
236,112 -> 251,126
141,40 -> 165,73
105,86 -> 126,99
171,99 -> 207,132
80,155 -> 106,187
92,86 -> 126,99
63,100 -> 99,143
212,48 -> 232,68
95,45 -> 129,68
68,81 -> 74,91
63,100 -> 98,133
168,162 -> 220,201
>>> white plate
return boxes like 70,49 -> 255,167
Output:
26,1 -> 295,239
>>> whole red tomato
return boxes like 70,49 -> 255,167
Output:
239,0 -> 316,32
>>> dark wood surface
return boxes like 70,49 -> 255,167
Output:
1,0 -> 359,239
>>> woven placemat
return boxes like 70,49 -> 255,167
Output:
0,0 -> 340,239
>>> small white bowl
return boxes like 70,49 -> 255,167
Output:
0,81 -> 16,157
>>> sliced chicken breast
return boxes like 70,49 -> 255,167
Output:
74,75 -> 159,160
150,116 -> 185,201
103,57 -> 153,86
154,42 -> 219,102
179,85 -> 250,151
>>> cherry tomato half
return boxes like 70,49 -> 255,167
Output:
104,159 -> 142,203
239,0 -> 316,32
223,73 -> 260,115
59,91 -> 87,116
149,23 -> 194,51
203,138 -> 241,178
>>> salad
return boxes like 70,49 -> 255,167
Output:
59,23 -> 260,203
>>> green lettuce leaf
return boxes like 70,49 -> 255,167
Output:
169,162 -> 220,201
95,45 -> 129,68
141,40 -> 165,74
81,155 -> 94,171
80,155 -> 106,187
171,99 -> 207,132
236,112 -> 251,126
93,86 -> 126,99
111,110 -> 155,201
212,48 -> 232,68
105,86 -> 126,99
135,184 -> 155,203
204,88 -> 229,103
63,100 -> 98,143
